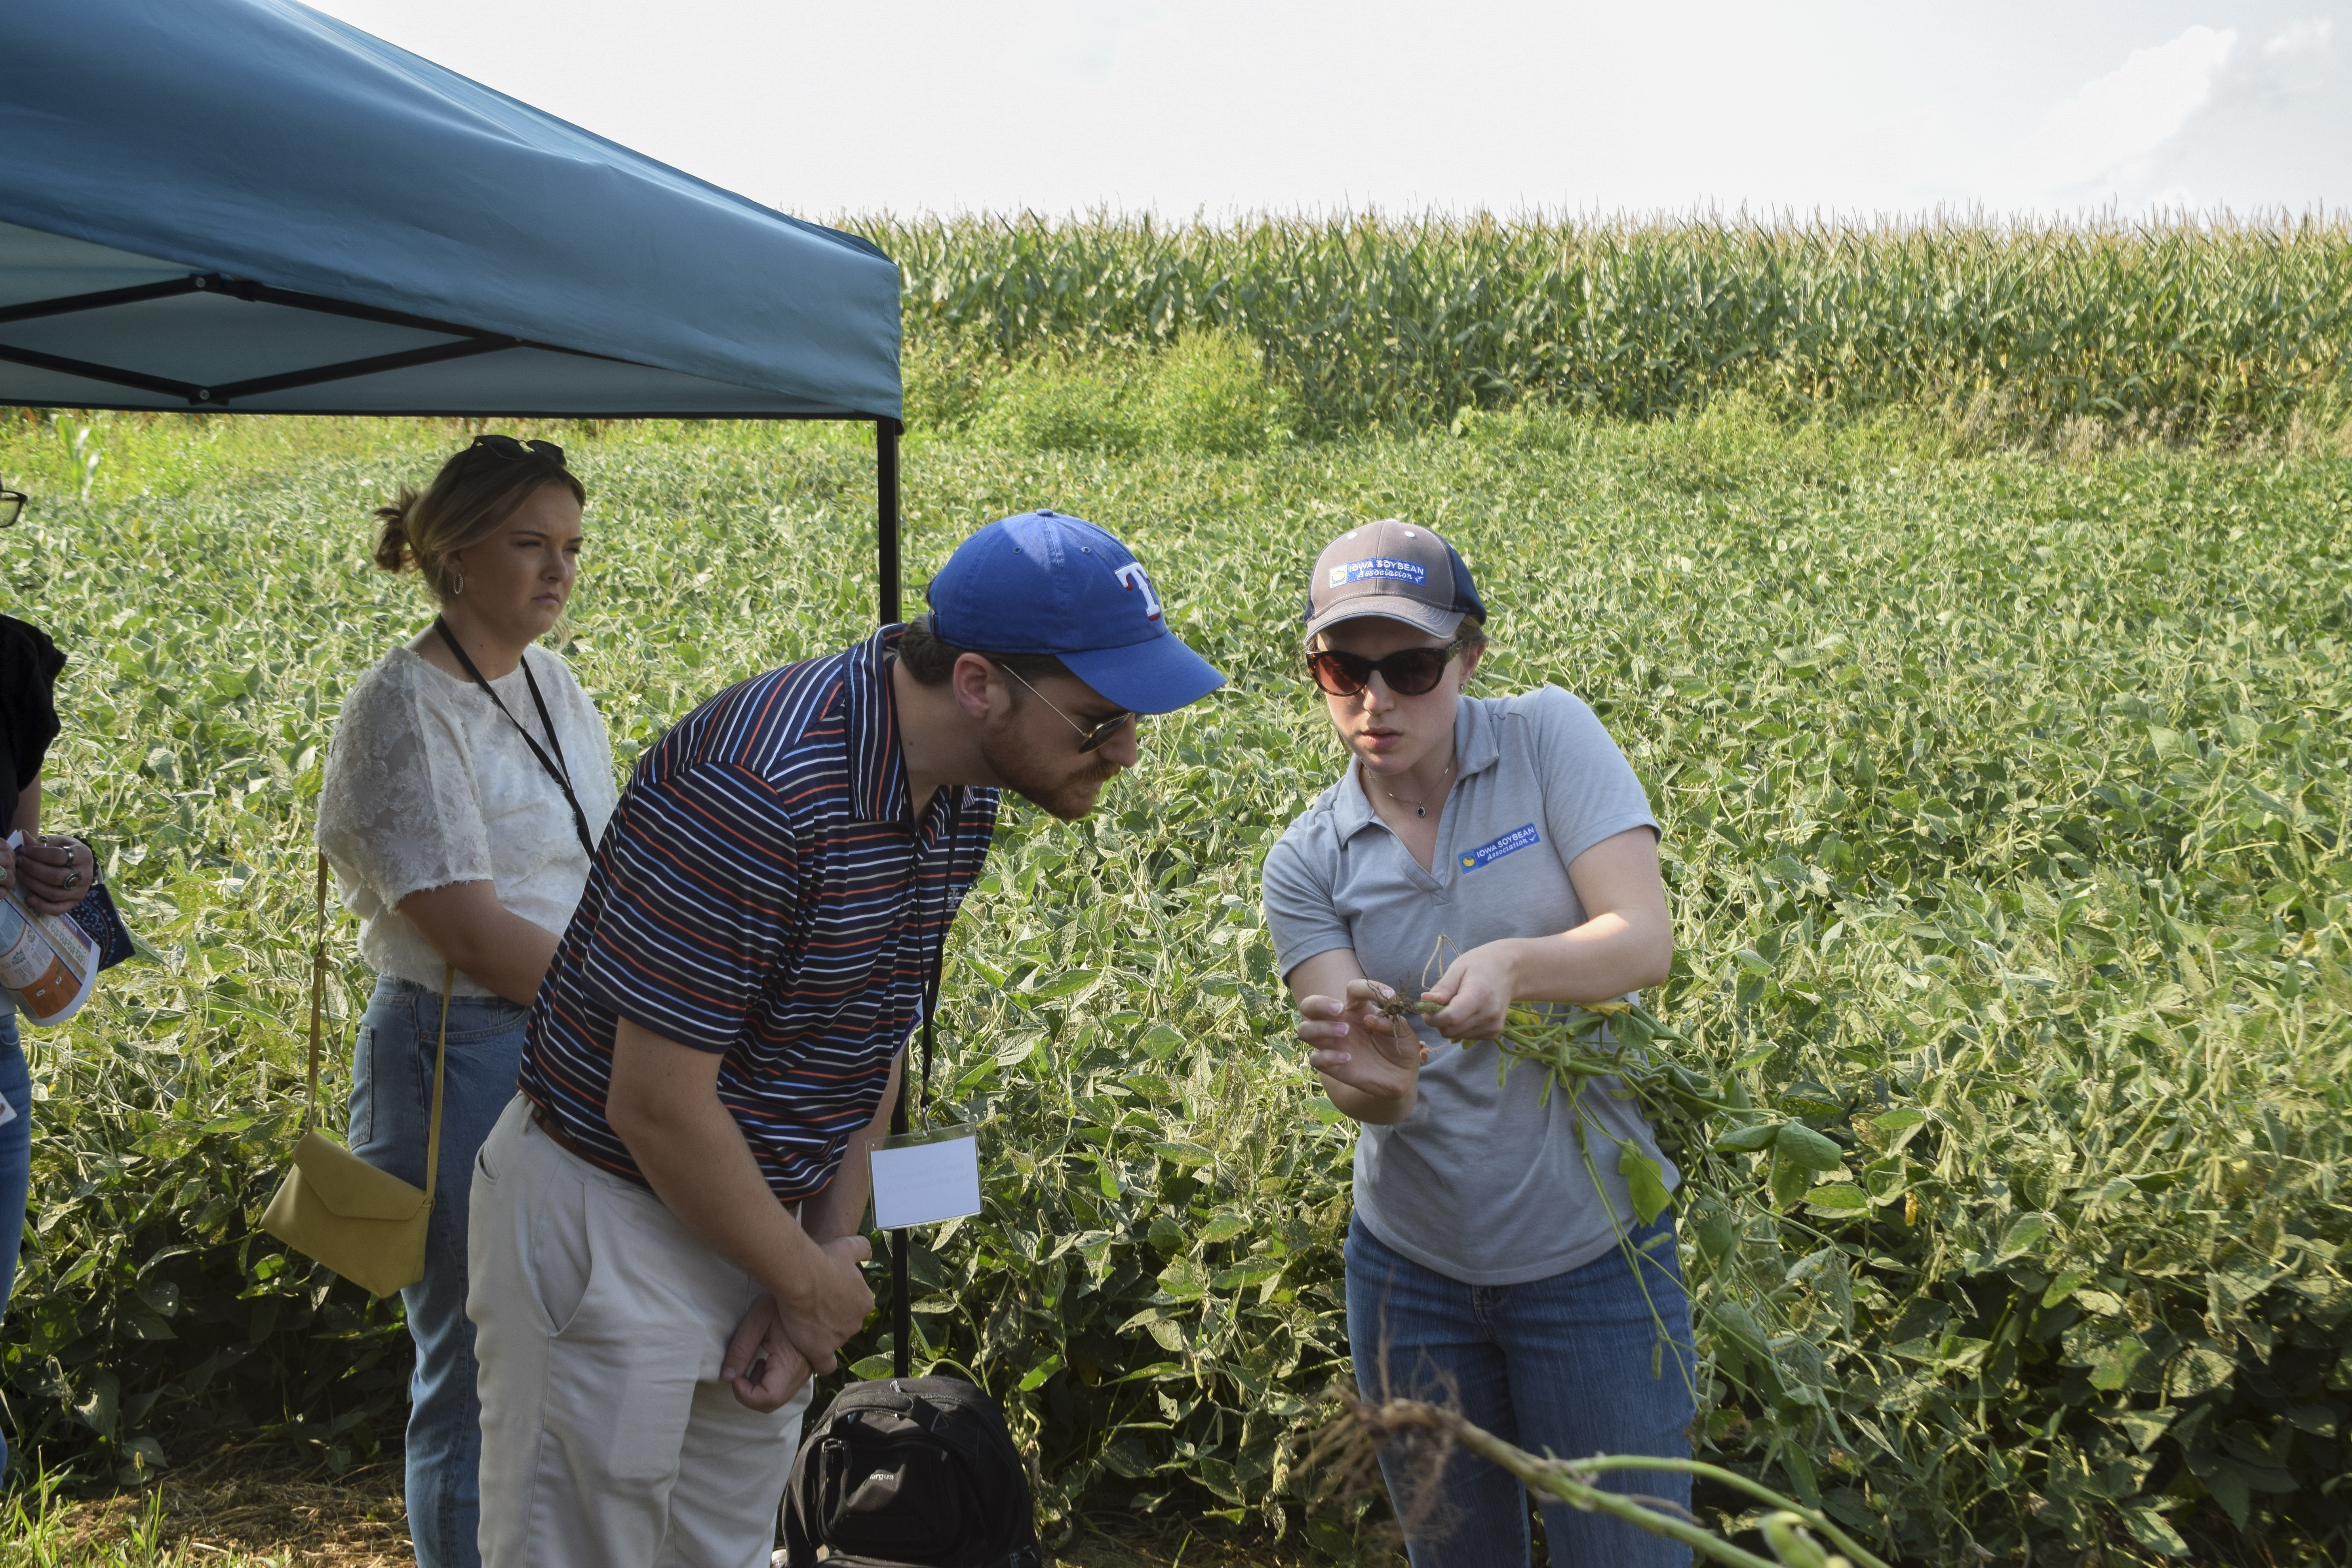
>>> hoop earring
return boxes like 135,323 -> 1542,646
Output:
451,571 -> 466,597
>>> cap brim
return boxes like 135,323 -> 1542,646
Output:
1060,634 -> 1227,715
1303,601 -> 1466,642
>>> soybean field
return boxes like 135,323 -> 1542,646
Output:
0,344 -> 2348,1560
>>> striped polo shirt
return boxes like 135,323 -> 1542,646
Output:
518,624 -> 999,1203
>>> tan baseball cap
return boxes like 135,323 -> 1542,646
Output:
1302,519 -> 1486,641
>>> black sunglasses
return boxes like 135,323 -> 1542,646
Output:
0,490 -> 22,529
1306,638 -> 1467,698
469,434 -> 567,467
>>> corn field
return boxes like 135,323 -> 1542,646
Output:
866,211 -> 2352,440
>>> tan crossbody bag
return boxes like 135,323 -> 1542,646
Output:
261,853 -> 450,1300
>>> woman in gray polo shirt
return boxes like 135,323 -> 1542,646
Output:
1261,520 -> 1695,1567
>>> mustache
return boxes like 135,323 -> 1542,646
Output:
1012,759 -> 1125,821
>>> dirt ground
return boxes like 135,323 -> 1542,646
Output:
37,1443 -> 412,1564
42,1443 -> 1338,1566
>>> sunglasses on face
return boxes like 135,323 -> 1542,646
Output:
0,490 -> 23,529
1306,638 -> 1467,698
469,434 -> 567,467
996,662 -> 1136,753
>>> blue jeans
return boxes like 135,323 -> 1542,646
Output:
350,975 -> 527,1568
0,1014 -> 27,1477
1345,1213 -> 1698,1568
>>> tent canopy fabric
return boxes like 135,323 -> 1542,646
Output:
0,0 -> 901,420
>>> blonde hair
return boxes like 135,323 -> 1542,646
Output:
373,443 -> 586,599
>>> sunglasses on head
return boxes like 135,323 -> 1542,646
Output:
469,434 -> 567,467
1306,638 -> 1467,698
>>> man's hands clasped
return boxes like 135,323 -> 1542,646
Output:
722,1233 -> 874,1412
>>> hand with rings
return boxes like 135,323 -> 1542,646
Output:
13,834 -> 88,915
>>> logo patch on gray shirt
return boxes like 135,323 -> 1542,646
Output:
1459,823 -> 1540,872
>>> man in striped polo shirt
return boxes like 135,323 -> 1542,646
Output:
466,511 -> 1224,1568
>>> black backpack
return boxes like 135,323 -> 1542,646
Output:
779,1375 -> 1043,1568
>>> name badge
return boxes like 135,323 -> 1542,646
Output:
1459,823 -> 1541,873
870,1122 -> 983,1229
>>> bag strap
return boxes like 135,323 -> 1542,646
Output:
304,853 -> 329,1130
892,792 -> 962,1380
433,618 -> 597,860
423,965 -> 452,1205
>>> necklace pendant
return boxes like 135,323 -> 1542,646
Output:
1415,806 -> 1426,817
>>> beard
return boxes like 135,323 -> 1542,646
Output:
979,717 -> 1123,821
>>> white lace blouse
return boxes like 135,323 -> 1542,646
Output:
316,644 -> 618,997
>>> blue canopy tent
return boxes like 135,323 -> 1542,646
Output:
0,0 -> 910,620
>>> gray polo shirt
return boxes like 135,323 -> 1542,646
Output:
1260,685 -> 1673,1286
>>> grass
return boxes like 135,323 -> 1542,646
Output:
0,394 -> 2345,1563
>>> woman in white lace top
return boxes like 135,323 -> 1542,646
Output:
316,435 -> 616,1568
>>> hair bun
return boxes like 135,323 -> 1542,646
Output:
372,488 -> 421,573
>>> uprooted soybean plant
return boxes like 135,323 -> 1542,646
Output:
0,213 -> 2348,1566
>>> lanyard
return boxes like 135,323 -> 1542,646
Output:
905,790 -> 962,1128
432,618 -> 597,860
891,789 -> 962,1379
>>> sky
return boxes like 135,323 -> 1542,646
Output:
306,0 -> 2347,223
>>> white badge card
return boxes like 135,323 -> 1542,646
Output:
870,1122 -> 982,1229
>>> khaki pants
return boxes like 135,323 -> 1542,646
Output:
468,1095 -> 812,1568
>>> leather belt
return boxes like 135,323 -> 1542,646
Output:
531,1105 -> 596,1165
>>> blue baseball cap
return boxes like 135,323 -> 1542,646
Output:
925,510 -> 1226,714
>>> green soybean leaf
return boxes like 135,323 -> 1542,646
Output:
1619,1146 -> 1671,1225
2087,1335 -> 2148,1391
1027,969 -> 1100,1001
2041,1271 -> 2088,1308
1713,1121 -> 1783,1153
2120,1503 -> 2188,1557
1992,1212 -> 2051,1261
1804,1185 -> 1871,1217
1156,1260 -> 1208,1301
1775,1122 -> 1844,1172
1692,1201 -> 1739,1264
1770,1153 -> 1813,1212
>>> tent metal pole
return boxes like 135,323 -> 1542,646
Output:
877,417 -> 902,627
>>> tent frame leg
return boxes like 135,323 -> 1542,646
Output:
876,417 -> 902,628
